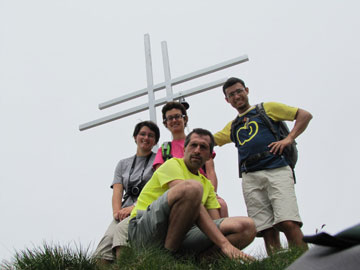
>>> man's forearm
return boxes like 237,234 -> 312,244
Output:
269,108 -> 313,155
205,159 -> 218,192
288,108 -> 312,141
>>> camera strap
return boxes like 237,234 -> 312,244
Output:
127,152 -> 153,192
123,153 -> 153,205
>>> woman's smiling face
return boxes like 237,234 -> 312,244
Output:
134,126 -> 156,152
164,108 -> 187,135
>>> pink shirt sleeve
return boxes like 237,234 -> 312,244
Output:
152,146 -> 164,170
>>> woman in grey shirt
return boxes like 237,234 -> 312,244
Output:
94,121 -> 160,262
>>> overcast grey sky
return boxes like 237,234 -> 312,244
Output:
1,0 -> 360,262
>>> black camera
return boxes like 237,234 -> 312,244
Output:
130,186 -> 141,196
127,181 -> 145,197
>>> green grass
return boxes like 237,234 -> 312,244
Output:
1,243 -> 306,270
1,243 -> 95,270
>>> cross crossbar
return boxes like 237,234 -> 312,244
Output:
79,78 -> 226,131
98,54 -> 248,110
79,34 -> 249,131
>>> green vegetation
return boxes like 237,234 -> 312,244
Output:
1,243 -> 306,270
1,243 -> 95,270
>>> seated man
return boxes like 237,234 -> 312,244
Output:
153,101 -> 228,217
128,128 -> 256,260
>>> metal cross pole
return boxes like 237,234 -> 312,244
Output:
161,40 -> 174,102
79,34 -> 249,131
144,34 -> 156,122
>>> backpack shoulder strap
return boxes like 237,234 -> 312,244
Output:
256,103 -> 279,141
230,115 -> 242,144
161,141 -> 172,161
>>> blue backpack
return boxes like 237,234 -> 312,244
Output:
255,103 -> 298,171
230,103 -> 298,181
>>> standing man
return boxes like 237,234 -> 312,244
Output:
214,77 -> 312,254
128,128 -> 256,261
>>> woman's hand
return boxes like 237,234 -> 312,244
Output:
113,210 -> 121,221
115,205 -> 134,221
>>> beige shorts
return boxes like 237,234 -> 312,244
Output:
93,216 -> 130,261
242,166 -> 302,234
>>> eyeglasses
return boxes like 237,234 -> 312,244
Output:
138,132 -> 155,139
227,88 -> 245,99
164,114 -> 185,122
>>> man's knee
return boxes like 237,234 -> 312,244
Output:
262,227 -> 279,238
185,180 -> 203,198
222,217 -> 257,237
262,228 -> 280,244
243,217 -> 257,237
276,220 -> 300,232
171,180 -> 203,201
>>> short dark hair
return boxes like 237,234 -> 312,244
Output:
161,101 -> 188,126
133,121 -> 160,143
222,77 -> 246,96
184,128 -> 214,154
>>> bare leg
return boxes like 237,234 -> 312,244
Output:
95,258 -> 112,269
219,217 -> 256,250
276,221 -> 308,249
165,180 -> 203,251
115,246 -> 124,259
198,216 -> 256,261
262,227 -> 281,255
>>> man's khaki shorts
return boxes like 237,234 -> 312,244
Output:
242,166 -> 302,235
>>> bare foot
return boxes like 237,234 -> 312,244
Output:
221,242 -> 256,263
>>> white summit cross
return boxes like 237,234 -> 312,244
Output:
79,34 -> 249,131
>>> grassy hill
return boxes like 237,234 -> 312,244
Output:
1,243 -> 305,270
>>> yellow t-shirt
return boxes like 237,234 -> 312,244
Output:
214,102 -> 298,146
130,158 -> 220,219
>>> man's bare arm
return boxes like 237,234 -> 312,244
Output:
168,180 -> 226,249
269,108 -> 312,155
197,204 -> 252,261
204,159 -> 218,192
208,208 -> 221,220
